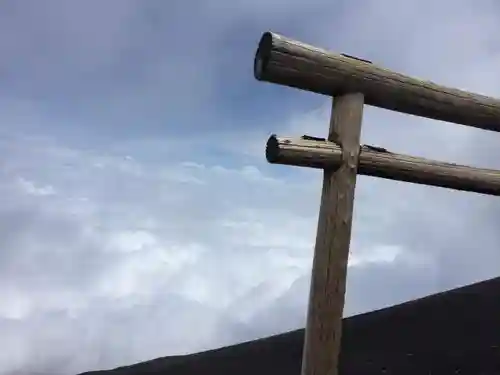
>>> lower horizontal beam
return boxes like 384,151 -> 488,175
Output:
266,135 -> 500,196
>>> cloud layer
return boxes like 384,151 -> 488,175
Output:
2,0 -> 500,373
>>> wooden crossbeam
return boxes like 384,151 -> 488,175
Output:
254,31 -> 500,132
266,135 -> 500,196
301,93 -> 364,375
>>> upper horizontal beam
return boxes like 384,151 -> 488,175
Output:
254,32 -> 500,132
266,135 -> 500,196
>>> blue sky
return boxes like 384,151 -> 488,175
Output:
2,0 -> 500,373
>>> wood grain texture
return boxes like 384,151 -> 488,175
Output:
301,93 -> 364,375
254,31 -> 500,131
266,135 -> 500,196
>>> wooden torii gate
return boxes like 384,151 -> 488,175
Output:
253,31 -> 500,375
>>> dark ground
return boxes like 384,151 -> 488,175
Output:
80,276 -> 500,375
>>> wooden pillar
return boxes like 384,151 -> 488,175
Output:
301,93 -> 365,375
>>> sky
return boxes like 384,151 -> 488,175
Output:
1,0 -> 500,373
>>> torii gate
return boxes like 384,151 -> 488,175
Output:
253,31 -> 500,375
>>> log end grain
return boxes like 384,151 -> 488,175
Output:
254,32 -> 273,81
265,134 -> 280,163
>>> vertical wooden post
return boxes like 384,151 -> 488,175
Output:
301,93 -> 365,375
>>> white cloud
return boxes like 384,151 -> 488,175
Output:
16,177 -> 56,197
0,121 -> 422,373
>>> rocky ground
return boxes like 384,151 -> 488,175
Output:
79,276 -> 500,375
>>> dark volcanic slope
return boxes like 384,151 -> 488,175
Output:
80,276 -> 500,375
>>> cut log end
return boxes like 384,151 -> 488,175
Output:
254,32 -> 273,80
265,134 -> 280,163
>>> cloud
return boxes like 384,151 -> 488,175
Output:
0,128 -> 317,372
1,0 -> 500,374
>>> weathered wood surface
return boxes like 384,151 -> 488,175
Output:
266,135 -> 500,196
254,32 -> 500,131
301,93 -> 364,375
